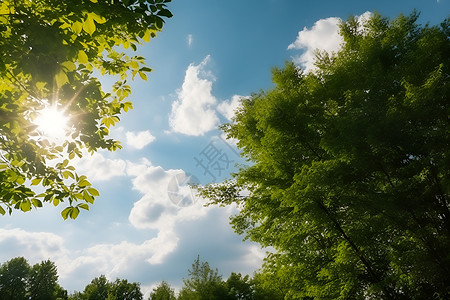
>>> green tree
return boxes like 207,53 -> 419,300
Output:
178,256 -> 229,300
149,281 -> 176,300
29,260 -> 65,300
0,257 -> 31,300
106,278 -> 143,300
200,12 -> 450,299
225,273 -> 253,300
84,275 -> 110,300
0,0 -> 172,218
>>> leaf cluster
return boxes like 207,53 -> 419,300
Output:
0,0 -> 172,217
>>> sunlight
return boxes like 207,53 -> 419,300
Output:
34,104 -> 69,142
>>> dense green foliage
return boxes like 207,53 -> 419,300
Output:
0,257 -> 66,300
0,0 -> 172,218
150,281 -> 176,300
200,12 -> 450,299
175,256 -> 279,300
77,275 -> 143,300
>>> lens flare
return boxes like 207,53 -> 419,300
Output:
34,105 -> 69,141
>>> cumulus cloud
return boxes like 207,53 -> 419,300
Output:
288,17 -> 342,72
169,55 -> 220,136
217,95 -> 243,121
127,160 -> 208,231
74,152 -> 127,181
288,12 -> 372,72
0,228 -> 67,263
126,130 -> 156,149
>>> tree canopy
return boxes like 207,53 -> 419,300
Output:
0,0 -> 172,218
0,257 -> 66,300
200,12 -> 450,299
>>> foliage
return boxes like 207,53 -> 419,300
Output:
29,260 -> 63,300
178,256 -> 226,300
0,257 -> 67,300
0,257 -> 30,299
0,0 -> 172,218
83,275 -> 110,300
74,275 -> 142,300
200,12 -> 450,299
106,278 -> 143,300
149,281 -> 176,300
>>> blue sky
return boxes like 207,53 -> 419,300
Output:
1,0 -> 449,297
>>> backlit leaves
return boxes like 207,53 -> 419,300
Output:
0,0 -> 172,218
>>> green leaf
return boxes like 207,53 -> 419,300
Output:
16,176 -> 25,185
78,179 -> 91,187
53,198 -> 60,207
83,190 -> 94,203
0,206 -> 5,215
55,70 -> 69,87
63,171 -> 74,179
157,8 -> 173,18
87,187 -> 100,196
31,199 -> 43,208
78,50 -> 89,64
20,200 -> 31,212
61,207 -> 71,220
78,203 -> 90,210
70,207 -> 80,219
71,21 -> 82,34
90,12 -> 106,24
143,29 -> 151,42
138,71 -> 148,81
31,178 -> 42,185
82,15 -> 96,35
61,61 -> 76,72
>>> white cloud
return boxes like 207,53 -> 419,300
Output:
217,95 -> 243,121
288,17 -> 342,72
127,162 -> 208,232
74,152 -> 127,181
0,228 -> 67,263
169,55 -> 220,136
288,12 -> 372,72
187,34 -> 193,47
126,130 -> 156,150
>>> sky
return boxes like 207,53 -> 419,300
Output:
1,0 -> 449,297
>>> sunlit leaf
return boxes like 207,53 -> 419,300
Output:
20,200 -> 31,212
70,207 -> 80,219
55,70 -> 69,87
72,21 -> 82,34
87,187 -> 100,196
61,207 -> 71,220
78,50 -> 89,64
82,15 -> 96,35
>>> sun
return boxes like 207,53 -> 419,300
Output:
34,104 -> 69,142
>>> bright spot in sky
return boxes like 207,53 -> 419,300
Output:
34,105 -> 69,141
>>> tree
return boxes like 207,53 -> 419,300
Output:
178,256 -> 229,300
79,275 -> 142,300
107,278 -> 143,300
149,281 -> 176,300
0,257 -> 31,300
225,273 -> 254,300
0,0 -> 172,218
29,260 -> 65,300
84,275 -> 110,300
200,12 -> 450,299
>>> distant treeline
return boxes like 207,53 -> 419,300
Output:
0,256 -> 281,300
